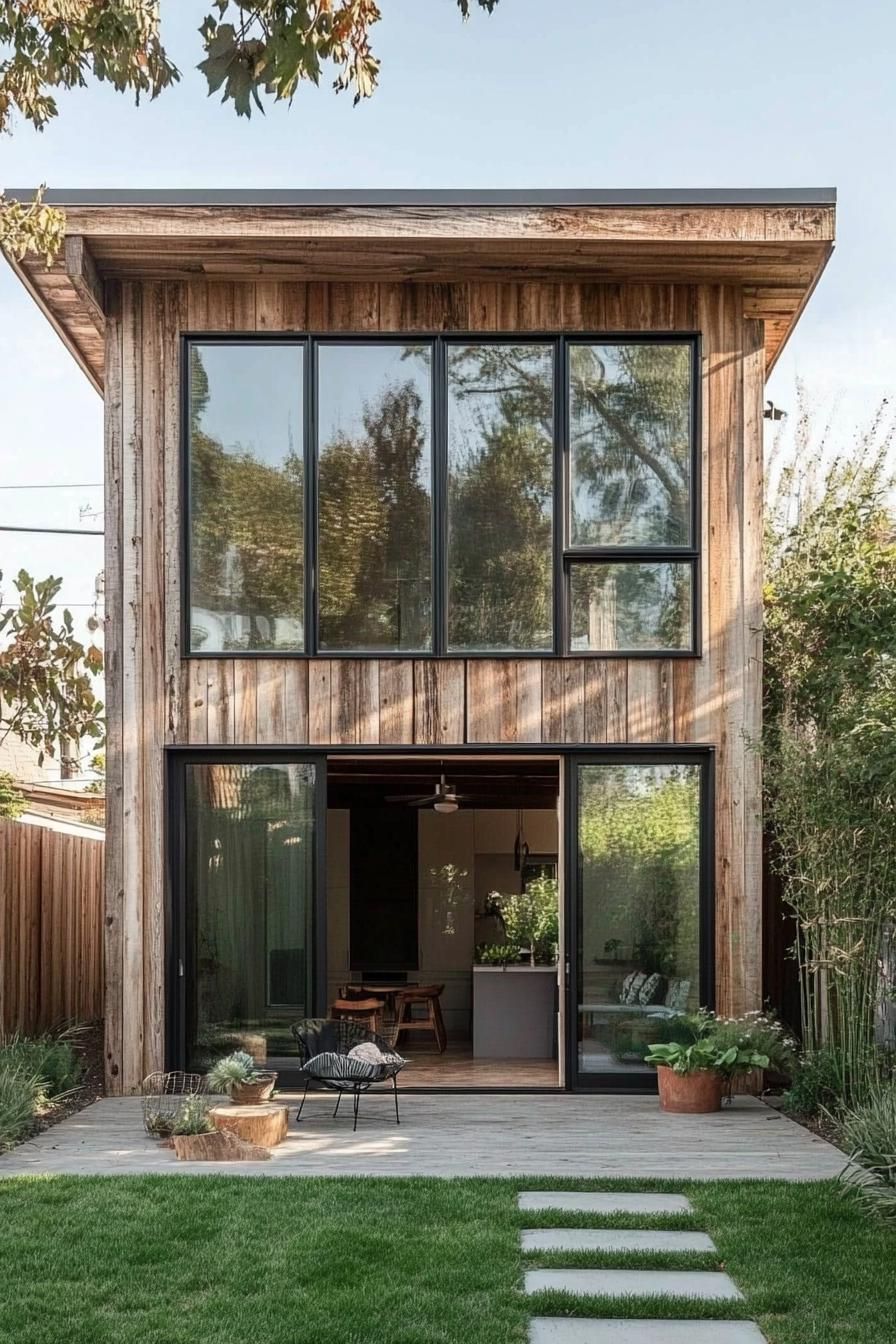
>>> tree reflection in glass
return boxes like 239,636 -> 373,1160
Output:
317,344 -> 433,651
189,344 -> 304,652
569,343 -> 692,548
447,343 -> 554,651
569,562 -> 692,652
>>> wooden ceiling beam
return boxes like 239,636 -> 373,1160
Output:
64,236 -> 105,337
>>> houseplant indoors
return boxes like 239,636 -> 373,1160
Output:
473,877 -> 559,1059
207,1050 -> 277,1105
645,1010 -> 795,1113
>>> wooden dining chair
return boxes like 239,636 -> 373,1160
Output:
392,984 -> 447,1054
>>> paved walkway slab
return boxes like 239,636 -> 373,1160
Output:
529,1321 -> 765,1342
522,1228 -> 715,1253
524,1268 -> 743,1301
519,1192 -> 693,1215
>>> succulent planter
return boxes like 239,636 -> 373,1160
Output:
656,1065 -> 723,1113
230,1073 -> 277,1105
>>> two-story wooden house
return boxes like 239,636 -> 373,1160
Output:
5,188 -> 835,1094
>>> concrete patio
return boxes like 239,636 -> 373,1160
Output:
0,1092 -> 847,1179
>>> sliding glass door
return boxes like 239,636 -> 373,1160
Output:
170,755 -> 325,1078
567,753 -> 712,1089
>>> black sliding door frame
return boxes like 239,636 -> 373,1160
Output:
166,749 -> 328,1080
166,742 -> 715,1093
564,747 -> 715,1093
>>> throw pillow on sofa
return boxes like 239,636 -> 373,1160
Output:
620,971 -> 647,1005
638,972 -> 668,1005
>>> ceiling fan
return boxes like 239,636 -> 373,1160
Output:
385,772 -> 472,814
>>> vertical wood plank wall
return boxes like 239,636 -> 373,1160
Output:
104,278 -> 763,1093
0,818 -> 104,1034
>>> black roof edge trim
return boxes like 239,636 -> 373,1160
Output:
2,186 -> 837,208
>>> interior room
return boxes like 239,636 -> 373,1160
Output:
325,755 -> 562,1089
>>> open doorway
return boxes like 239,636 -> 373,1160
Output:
325,754 -> 562,1089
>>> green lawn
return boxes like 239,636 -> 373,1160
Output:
0,1175 -> 894,1343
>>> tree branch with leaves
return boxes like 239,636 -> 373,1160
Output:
0,570 -> 104,771
0,0 -> 501,261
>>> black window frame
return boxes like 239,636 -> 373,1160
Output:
182,331 -> 701,660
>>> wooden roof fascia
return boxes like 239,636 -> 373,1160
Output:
3,201 -> 835,393
48,202 -> 836,246
5,245 -> 103,396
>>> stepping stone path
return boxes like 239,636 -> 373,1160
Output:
529,1324 -> 766,1342
519,1190 -> 767,1343
522,1230 -> 715,1254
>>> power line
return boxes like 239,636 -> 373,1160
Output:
0,525 -> 104,536
0,482 -> 102,490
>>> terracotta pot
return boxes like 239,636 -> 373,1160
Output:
656,1065 -> 723,1114
231,1073 -> 277,1105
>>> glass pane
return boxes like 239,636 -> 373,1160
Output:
569,343 -> 692,547
189,343 -> 304,652
184,762 -> 317,1073
447,344 -> 554,651
576,762 -> 701,1077
569,562 -> 692,652
317,344 -> 433,651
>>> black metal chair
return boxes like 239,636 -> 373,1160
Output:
291,1018 -> 407,1132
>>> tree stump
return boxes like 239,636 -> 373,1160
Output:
172,1129 -> 271,1161
210,1103 -> 289,1148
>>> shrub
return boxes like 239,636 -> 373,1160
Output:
782,1048 -> 849,1118
704,1011 -> 798,1076
0,1068 -> 43,1150
653,1009 -> 796,1070
838,1077 -> 896,1222
0,771 -> 25,819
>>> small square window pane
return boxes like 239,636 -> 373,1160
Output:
569,562 -> 693,652
569,343 -> 692,548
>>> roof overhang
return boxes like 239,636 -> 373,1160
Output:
3,187 -> 836,395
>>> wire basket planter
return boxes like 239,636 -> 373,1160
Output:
142,1070 -> 208,1139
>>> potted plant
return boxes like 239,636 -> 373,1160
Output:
207,1050 -> 277,1105
645,1010 -> 796,1113
169,1094 -> 215,1158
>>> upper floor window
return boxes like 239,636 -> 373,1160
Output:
185,334 -> 698,656
565,341 -> 696,654
188,342 -> 304,653
447,343 -> 554,653
317,342 -> 433,652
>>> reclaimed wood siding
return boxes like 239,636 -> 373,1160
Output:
105,279 -> 763,1091
0,819 -> 104,1035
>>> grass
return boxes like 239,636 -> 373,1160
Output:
0,1176 -> 894,1343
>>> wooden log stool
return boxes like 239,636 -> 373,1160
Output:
210,1103 -> 289,1148
393,984 -> 447,1054
330,997 -> 384,1034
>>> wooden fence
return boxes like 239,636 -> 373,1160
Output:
0,817 -> 104,1035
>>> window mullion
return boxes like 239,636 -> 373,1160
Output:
306,337 -> 317,657
433,338 -> 448,656
553,336 -> 566,657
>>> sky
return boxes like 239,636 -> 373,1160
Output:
1,0 -> 894,647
